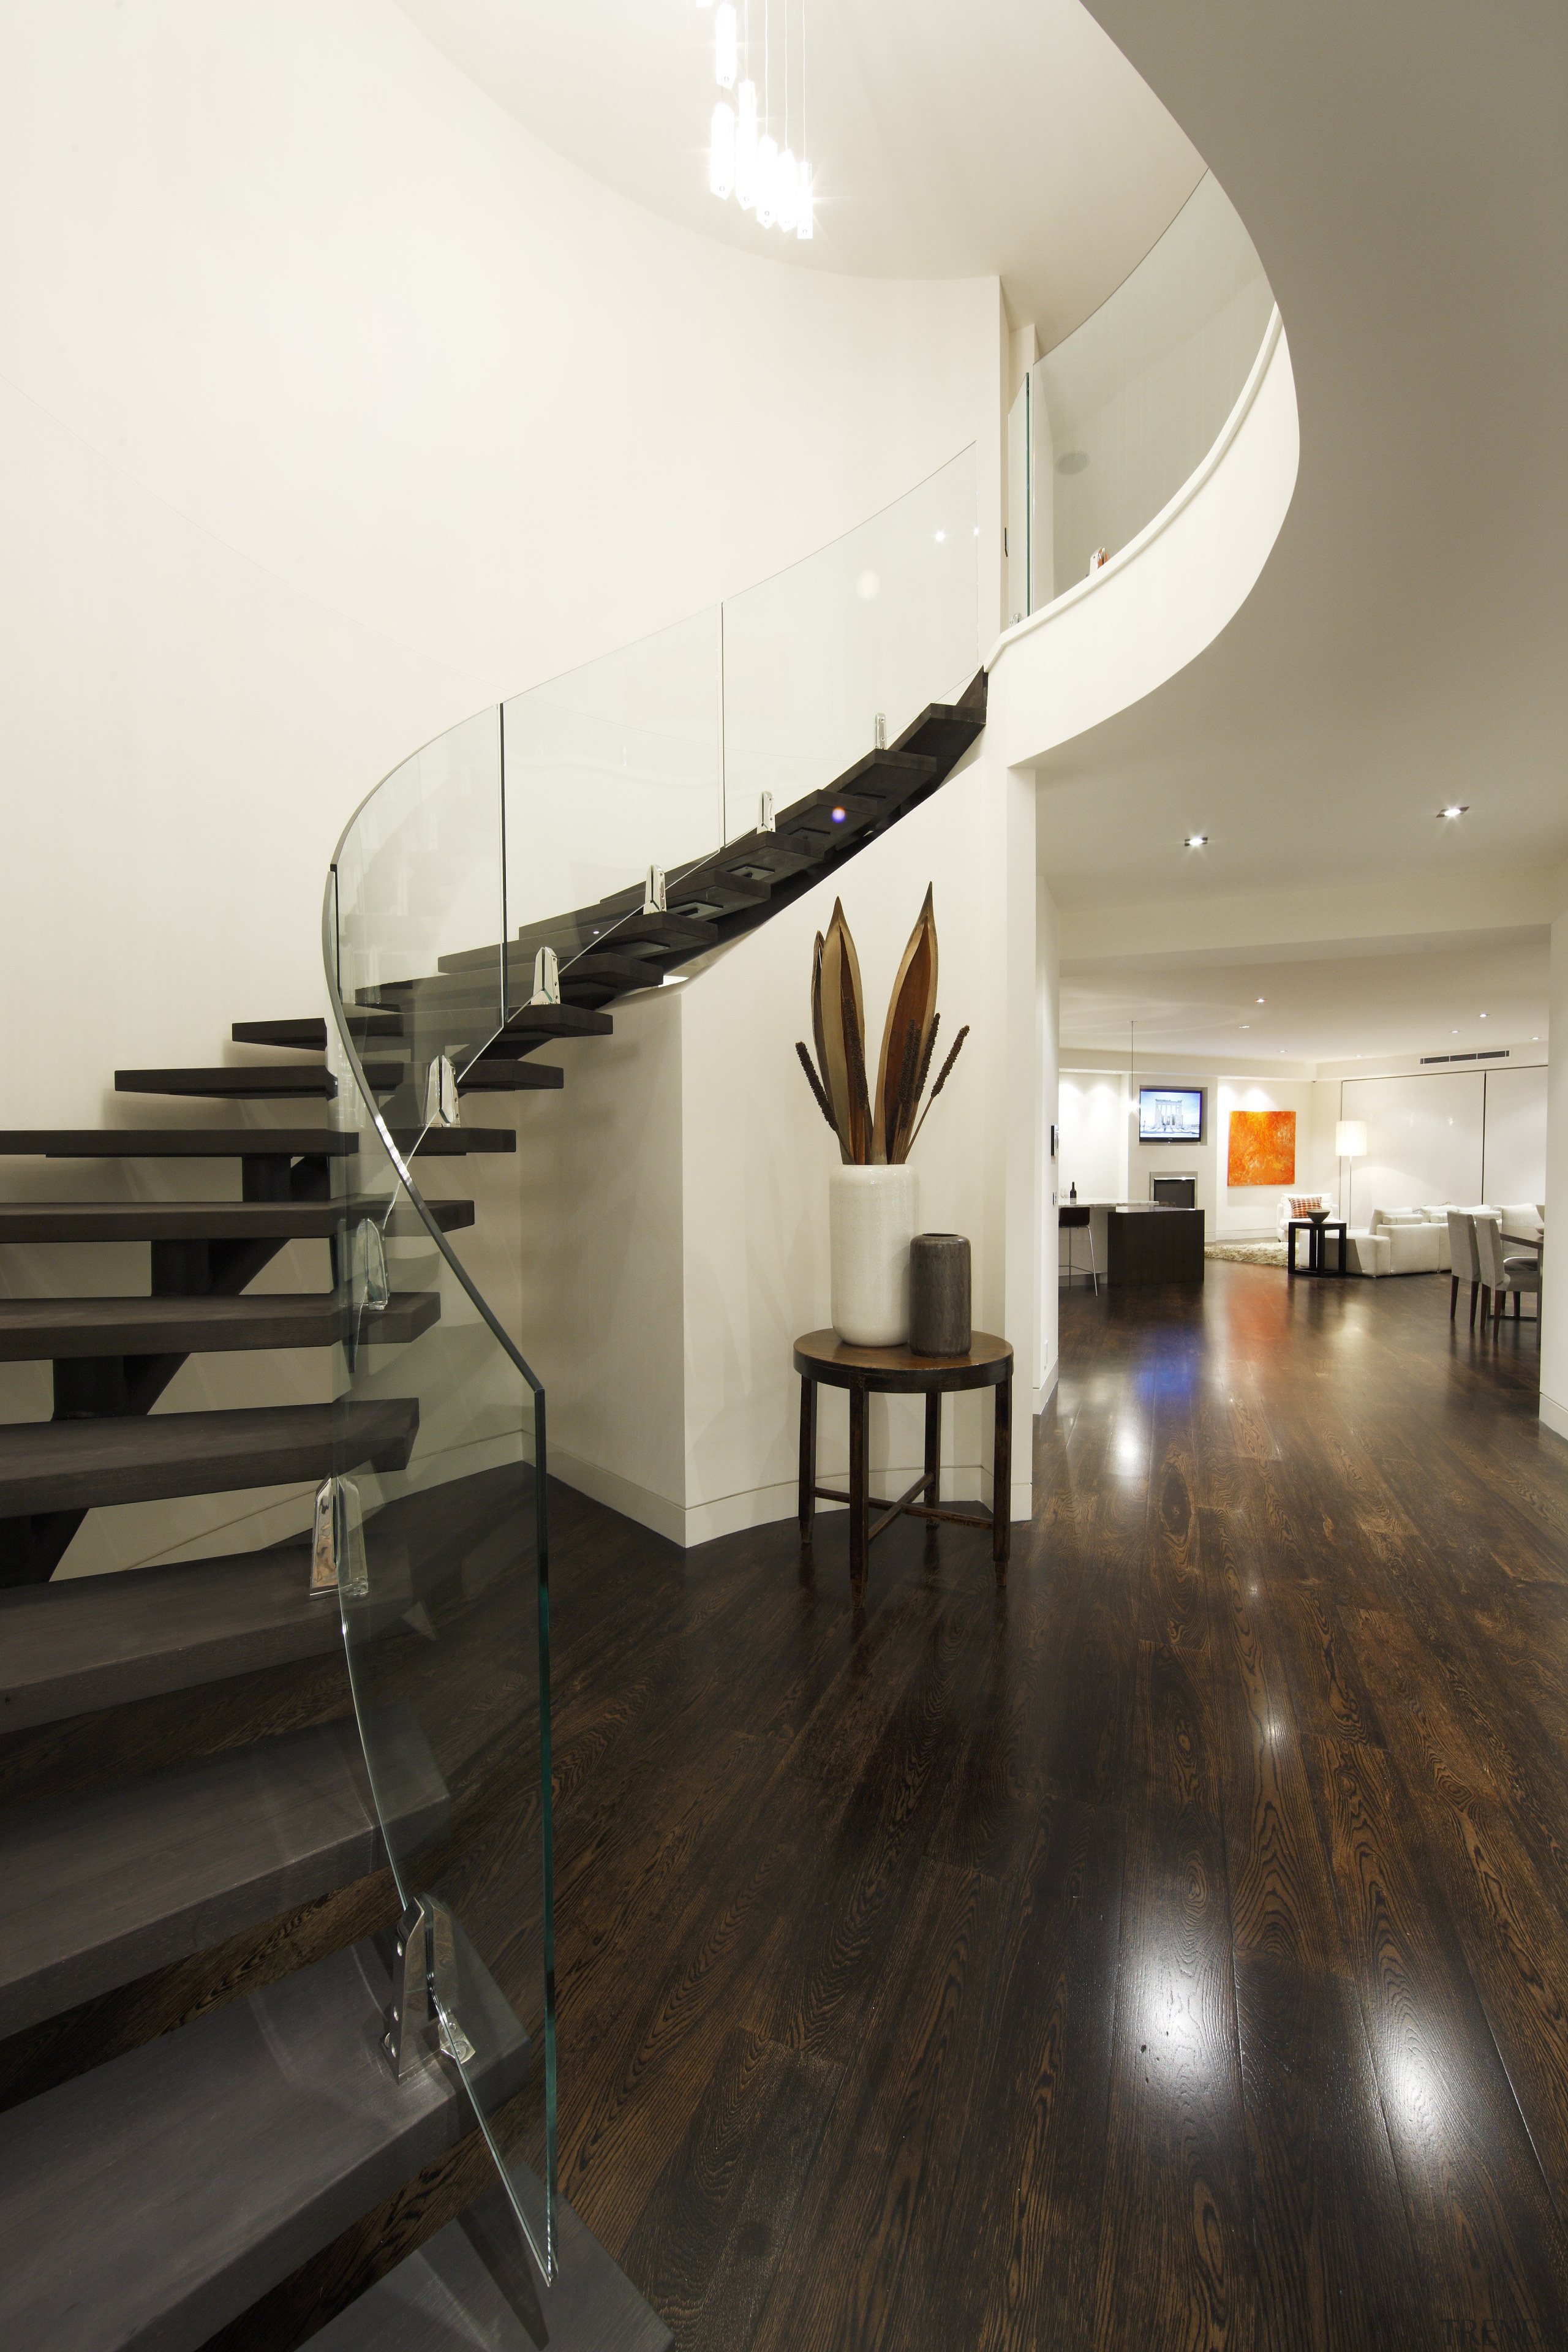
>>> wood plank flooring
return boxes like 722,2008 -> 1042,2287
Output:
535,1264 -> 1567,2351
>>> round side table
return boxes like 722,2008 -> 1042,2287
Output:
792,1329 -> 1014,1589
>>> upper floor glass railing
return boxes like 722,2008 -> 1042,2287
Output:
1006,170 -> 1275,622
319,445 -> 979,2299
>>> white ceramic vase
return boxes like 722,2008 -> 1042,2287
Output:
829,1164 -> 919,1346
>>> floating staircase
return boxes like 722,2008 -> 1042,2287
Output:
0,670 -> 986,2345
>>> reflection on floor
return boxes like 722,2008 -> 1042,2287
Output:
545,1261 -> 1566,2348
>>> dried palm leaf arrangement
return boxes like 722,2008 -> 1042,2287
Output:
795,888 -> 968,1164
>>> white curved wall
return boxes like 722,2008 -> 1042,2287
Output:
0,0 -> 1003,1126
989,311 -> 1297,772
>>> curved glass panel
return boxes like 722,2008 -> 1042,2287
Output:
1019,170 -> 1274,611
500,608 -> 722,978
326,786 -> 556,2276
722,445 -> 978,839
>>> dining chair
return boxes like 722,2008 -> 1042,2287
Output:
1474,1213 -> 1541,1340
1446,1210 -> 1482,1328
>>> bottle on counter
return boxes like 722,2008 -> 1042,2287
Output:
1069,1182 -> 1077,1201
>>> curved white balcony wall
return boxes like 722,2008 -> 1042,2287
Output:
0,0 -> 1005,1128
990,308 -> 1297,772
1030,172 -> 1274,604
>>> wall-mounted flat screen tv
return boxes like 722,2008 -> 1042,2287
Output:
1139,1087 -> 1205,1142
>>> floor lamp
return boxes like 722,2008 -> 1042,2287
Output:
1336,1120 -> 1367,1227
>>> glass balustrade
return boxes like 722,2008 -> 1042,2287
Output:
1008,170 -> 1275,616
321,453 -> 981,2294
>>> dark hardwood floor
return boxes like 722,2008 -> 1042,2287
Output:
540,1262 -> 1568,2351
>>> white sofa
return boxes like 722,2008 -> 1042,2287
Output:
1367,1207 -> 1451,1274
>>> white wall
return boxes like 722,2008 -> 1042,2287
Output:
0,0 -> 1003,1129
1037,876 -> 1061,1411
1482,1065 -> 1549,1207
1543,897 -> 1568,1443
516,742 -> 1039,1545
1058,1072 -> 1128,1205
1332,1063 -> 1548,1220
1216,1077 -> 1325,1237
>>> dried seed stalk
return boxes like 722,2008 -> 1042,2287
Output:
795,1040 -> 842,1144
889,1019 -> 921,1163
907,1023 -> 969,1152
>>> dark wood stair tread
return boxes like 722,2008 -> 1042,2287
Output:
478,1005 -> 614,1060
0,1928 -> 529,2352
0,1126 -> 512,1159
0,1463 -> 529,1733
386,1126 -> 516,1153
0,1289 -> 439,1361
118,1065 -> 339,1099
829,746 -> 941,800
116,1065 -> 409,1100
0,1128 -> 353,1159
556,949 -> 681,1005
232,1017 -> 403,1049
0,1539 -> 328,1731
0,1197 -> 473,1242
314,2170 -> 672,2352
891,680 -> 987,769
0,1398 -> 418,1516
0,1711 -> 448,2036
456,1062 -> 564,1093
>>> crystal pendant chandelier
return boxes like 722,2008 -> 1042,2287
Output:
702,0 -> 813,240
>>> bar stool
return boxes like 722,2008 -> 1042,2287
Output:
1058,1203 -> 1098,1294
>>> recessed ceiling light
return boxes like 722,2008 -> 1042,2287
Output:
1437,804 -> 1469,819
1185,834 -> 1207,849
1479,1012 -> 1487,1019
1240,1023 -> 1249,1030
830,805 -> 846,824
1256,997 -> 1265,1005
1533,1035 -> 1540,1041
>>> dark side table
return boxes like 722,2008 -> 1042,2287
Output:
793,1329 -> 1014,1588
1286,1217 -> 1348,1275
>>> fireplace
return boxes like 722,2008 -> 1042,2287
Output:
1151,1174 -> 1196,1209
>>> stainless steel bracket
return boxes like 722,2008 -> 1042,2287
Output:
529,945 -> 561,1006
353,1216 -> 389,1314
383,1894 -> 477,2081
309,1473 -> 368,1600
643,865 -> 666,915
424,1054 -> 461,1128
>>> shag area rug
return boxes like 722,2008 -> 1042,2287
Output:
1205,1242 -> 1287,1267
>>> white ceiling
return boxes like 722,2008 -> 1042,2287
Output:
1042,0 -> 1567,1061
1042,0 -> 1568,911
394,0 -> 1205,348
1061,930 -> 1551,1066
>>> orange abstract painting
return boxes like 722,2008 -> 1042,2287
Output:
1227,1109 -> 1296,1186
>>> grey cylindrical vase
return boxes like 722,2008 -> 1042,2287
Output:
910,1233 -> 971,1356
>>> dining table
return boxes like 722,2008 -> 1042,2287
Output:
1501,1216 -> 1545,1267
